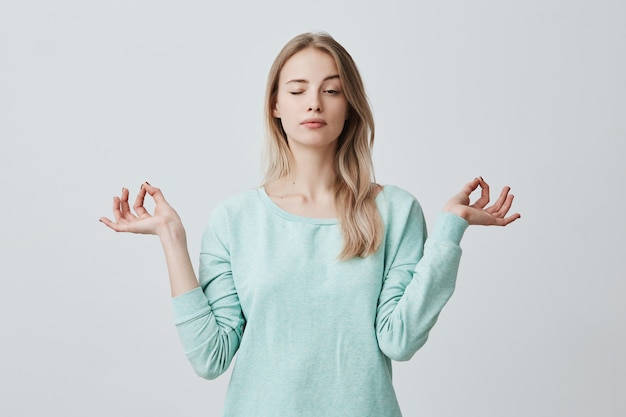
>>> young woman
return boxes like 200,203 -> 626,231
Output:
100,32 -> 520,416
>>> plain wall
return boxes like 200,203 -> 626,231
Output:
1,0 -> 624,416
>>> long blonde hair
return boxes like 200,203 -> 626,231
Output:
263,32 -> 383,260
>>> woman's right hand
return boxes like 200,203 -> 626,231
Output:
99,182 -> 183,236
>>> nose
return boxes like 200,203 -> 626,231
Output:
308,93 -> 322,112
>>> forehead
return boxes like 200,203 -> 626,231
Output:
279,48 -> 340,82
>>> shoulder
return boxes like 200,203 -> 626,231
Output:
375,185 -> 426,240
202,188 -> 263,246
208,188 -> 262,225
376,185 -> 428,251
376,184 -> 423,218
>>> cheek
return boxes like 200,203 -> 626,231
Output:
274,94 -> 298,119
334,102 -> 350,122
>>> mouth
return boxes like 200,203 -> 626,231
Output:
301,118 -> 327,128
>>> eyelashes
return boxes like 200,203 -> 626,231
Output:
288,90 -> 341,96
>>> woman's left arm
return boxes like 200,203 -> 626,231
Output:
375,178 -> 520,361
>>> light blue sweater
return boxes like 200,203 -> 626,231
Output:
172,185 -> 468,417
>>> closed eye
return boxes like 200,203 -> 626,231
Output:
324,89 -> 340,95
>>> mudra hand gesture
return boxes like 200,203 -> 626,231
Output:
99,182 -> 183,236
443,177 -> 520,226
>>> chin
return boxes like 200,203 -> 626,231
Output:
287,130 -> 342,148
288,137 -> 339,149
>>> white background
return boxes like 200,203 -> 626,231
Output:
1,1 -> 624,416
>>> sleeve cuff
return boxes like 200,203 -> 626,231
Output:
430,212 -> 469,245
171,286 -> 211,325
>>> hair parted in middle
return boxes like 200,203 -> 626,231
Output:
263,32 -> 383,260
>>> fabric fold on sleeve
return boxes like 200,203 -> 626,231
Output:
171,287 -> 211,325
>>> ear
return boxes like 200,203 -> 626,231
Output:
273,102 -> 281,118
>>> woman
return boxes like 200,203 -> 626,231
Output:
100,32 -> 519,416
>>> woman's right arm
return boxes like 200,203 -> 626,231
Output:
100,182 -> 244,379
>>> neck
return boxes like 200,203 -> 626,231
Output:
275,142 -> 338,201
293,144 -> 337,198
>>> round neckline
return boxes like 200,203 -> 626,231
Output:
257,186 -> 386,225
257,187 -> 339,225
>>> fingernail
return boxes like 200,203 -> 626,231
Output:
140,183 -> 143,190
479,176 -> 484,181
145,181 -> 151,185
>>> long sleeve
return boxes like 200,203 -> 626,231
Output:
171,204 -> 245,380
375,195 -> 468,361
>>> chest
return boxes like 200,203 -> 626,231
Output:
228,218 -> 385,319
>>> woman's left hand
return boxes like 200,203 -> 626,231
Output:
443,177 -> 521,226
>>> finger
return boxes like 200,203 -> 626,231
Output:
111,196 -> 123,222
100,216 -> 136,232
143,182 -> 168,205
99,216 -> 123,232
471,177 -> 490,209
460,177 -> 480,196
486,186 -> 510,214
133,183 -> 150,217
492,193 -> 515,218
120,188 -> 131,216
494,212 -> 521,226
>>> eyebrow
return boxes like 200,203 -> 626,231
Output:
286,75 -> 340,84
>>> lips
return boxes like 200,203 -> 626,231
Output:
301,118 -> 327,128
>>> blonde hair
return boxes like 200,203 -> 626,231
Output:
263,32 -> 383,260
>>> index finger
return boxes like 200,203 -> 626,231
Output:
142,182 -> 168,204
471,177 -> 490,209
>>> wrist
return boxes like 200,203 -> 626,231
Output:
158,219 -> 187,243
442,204 -> 470,221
